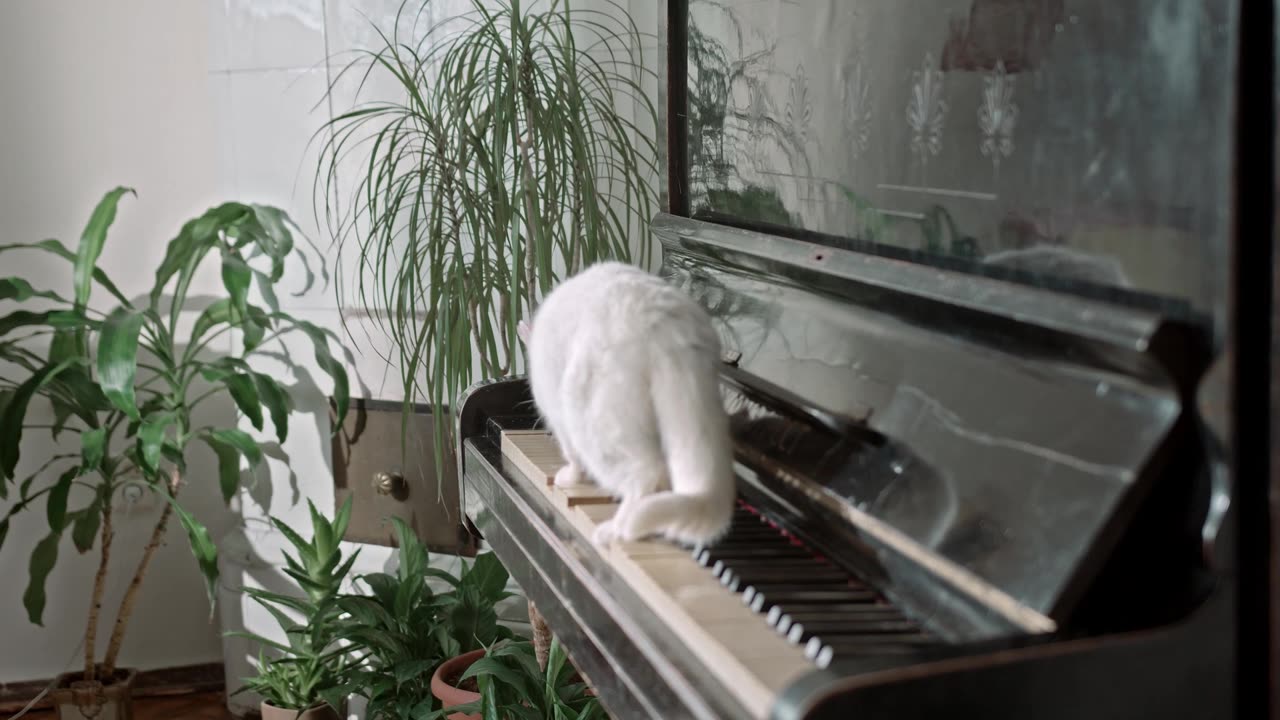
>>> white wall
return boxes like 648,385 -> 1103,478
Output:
0,1 -> 236,681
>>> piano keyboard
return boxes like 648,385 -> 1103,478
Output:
499,430 -> 940,709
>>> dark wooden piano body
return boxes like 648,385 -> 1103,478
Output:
455,1 -> 1275,717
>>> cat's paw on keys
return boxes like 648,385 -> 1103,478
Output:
593,520 -> 617,545
554,463 -> 585,487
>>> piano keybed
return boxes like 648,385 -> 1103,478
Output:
499,429 -> 940,693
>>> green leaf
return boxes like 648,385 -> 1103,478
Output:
286,318 -> 348,429
208,428 -> 263,466
163,495 -> 219,615
97,307 -> 146,419
80,427 -> 107,473
151,203 -> 245,308
24,530 -> 61,625
72,498 -> 102,553
74,187 -> 134,309
0,309 -> 95,340
393,659 -> 435,685
220,248 -> 253,326
0,518 -> 8,553
0,359 -> 76,479
466,552 -> 511,602
46,466 -> 78,531
222,373 -> 263,431
253,373 -> 291,443
0,239 -> 130,307
136,412 -> 174,475
0,277 -> 65,303
202,429 -> 262,503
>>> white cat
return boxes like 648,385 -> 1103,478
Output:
519,262 -> 735,547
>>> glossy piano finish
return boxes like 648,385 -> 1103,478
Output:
653,213 -> 1209,632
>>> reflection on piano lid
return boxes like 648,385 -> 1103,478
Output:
456,214 -> 1228,719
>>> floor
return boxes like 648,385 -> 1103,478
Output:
24,691 -> 237,720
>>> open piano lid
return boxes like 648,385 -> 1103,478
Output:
651,212 -> 1206,639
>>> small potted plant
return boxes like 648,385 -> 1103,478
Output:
233,498 -> 357,720
333,517 -> 518,720
429,637 -> 603,720
0,188 -> 349,718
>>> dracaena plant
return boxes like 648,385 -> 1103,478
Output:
0,188 -> 350,685
318,0 -> 657,473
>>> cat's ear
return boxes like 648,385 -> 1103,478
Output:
517,319 -> 532,344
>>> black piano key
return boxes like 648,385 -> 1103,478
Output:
782,618 -> 922,643
702,546 -> 811,561
723,566 -> 848,584
778,608 -> 909,624
762,604 -> 906,632
748,585 -> 876,601
811,638 -> 938,669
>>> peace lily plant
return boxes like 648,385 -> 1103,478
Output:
0,188 -> 349,713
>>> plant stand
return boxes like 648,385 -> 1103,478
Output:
48,668 -> 137,720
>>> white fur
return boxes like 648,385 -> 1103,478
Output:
524,262 -> 735,547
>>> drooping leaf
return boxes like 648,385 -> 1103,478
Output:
96,307 -> 146,419
72,497 -> 102,553
0,518 -> 8,553
80,427 -> 107,473
0,239 -> 130,307
286,318 -> 349,429
253,373 -> 291,442
0,278 -> 66,304
45,466 -> 78,532
136,412 -> 174,475
201,429 -> 262,503
151,203 -> 245,308
0,309 -> 95,340
0,359 -> 76,479
163,494 -> 219,615
220,248 -> 253,326
23,530 -> 61,625
222,373 -> 262,431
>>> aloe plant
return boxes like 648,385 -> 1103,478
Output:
317,0 -> 657,471
0,188 -> 349,684
234,498 -> 359,712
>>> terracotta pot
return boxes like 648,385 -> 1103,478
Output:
259,700 -> 342,720
430,649 -> 485,720
49,667 -> 137,720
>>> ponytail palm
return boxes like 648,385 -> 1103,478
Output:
318,0 -> 657,468
0,188 -> 349,682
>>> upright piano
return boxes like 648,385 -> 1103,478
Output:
456,1 -> 1272,717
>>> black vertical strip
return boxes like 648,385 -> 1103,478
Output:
666,0 -> 690,216
1234,0 -> 1276,717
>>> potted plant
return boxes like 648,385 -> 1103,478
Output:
0,188 -> 349,718
428,637 -> 603,720
233,498 -> 358,720
318,0 -> 657,473
333,517 -> 518,720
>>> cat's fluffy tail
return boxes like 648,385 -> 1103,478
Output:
617,352 -> 734,546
